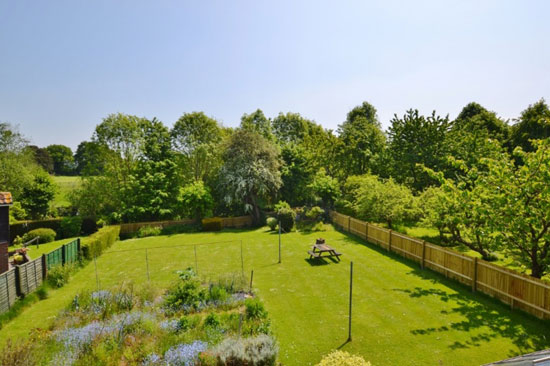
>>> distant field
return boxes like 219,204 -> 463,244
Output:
51,175 -> 80,207
1,226 -> 548,366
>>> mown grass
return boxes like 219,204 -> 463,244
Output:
12,237 -> 78,259
51,175 -> 80,208
1,226 -> 548,366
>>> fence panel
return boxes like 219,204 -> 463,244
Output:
0,269 -> 17,314
349,218 -> 367,238
64,239 -> 79,264
222,216 -> 253,228
46,246 -> 63,270
367,224 -> 390,250
16,258 -> 43,296
119,219 -> 196,235
390,232 -> 423,264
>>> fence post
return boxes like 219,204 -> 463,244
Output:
348,261 -> 353,342
5,272 -> 11,309
388,230 -> 393,252
365,223 -> 369,241
421,240 -> 426,269
278,223 -> 282,264
348,217 -> 351,233
61,244 -> 66,265
94,255 -> 100,291
240,240 -> 244,278
14,265 -> 22,297
41,254 -> 47,279
145,248 -> 150,282
472,257 -> 478,292
249,270 -> 254,293
77,238 -> 81,258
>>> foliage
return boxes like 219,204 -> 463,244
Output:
22,228 -> 56,243
45,144 -> 75,175
508,99 -> 550,153
164,268 -> 206,311
160,224 -> 200,235
305,206 -> 324,221
213,334 -> 278,366
178,180 -> 214,220
337,102 -> 386,177
26,145 -> 54,173
47,263 -> 75,288
274,202 -> 295,232
20,172 -> 56,219
245,298 -> 268,320
266,217 -> 278,231
80,225 -> 120,259
218,129 -> 282,224
137,225 -> 162,238
272,112 -> 317,144
387,109 -> 451,191
74,140 -> 107,175
279,143 -> 315,206
202,217 -> 223,231
240,109 -> 274,141
8,201 -> 27,223
59,216 -> 83,238
0,338 -> 37,366
308,168 -> 341,208
317,351 -> 371,366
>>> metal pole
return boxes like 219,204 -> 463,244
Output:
278,222 -> 282,264
94,255 -> 100,291
348,261 -> 353,342
249,270 -> 254,293
194,244 -> 198,274
145,248 -> 150,282
240,240 -> 244,278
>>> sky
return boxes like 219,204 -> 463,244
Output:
1,0 -> 549,150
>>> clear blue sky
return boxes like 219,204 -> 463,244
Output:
1,0 -> 549,150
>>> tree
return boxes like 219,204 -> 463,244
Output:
387,109 -> 451,191
488,140 -> 550,278
279,144 -> 314,206
272,112 -> 317,144
453,102 -> 509,142
74,141 -> 107,175
178,180 -> 214,221
171,112 -> 223,183
46,144 -> 75,175
346,101 -> 381,127
342,174 -> 418,229
26,145 -> 54,173
508,99 -> 550,153
308,168 -> 341,208
20,172 -> 56,219
240,109 -> 273,141
218,129 -> 282,224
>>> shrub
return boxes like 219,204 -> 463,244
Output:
317,351 -> 371,366
59,216 -> 83,238
245,298 -> 268,320
81,217 -> 98,235
277,208 -> 295,233
0,338 -> 37,366
9,218 -> 62,243
305,206 -> 325,221
161,224 -> 199,235
204,312 -> 221,328
214,334 -> 278,366
47,263 -> 74,288
80,226 -> 120,259
208,285 -> 229,303
266,217 -> 277,231
22,228 -> 56,244
164,268 -> 206,311
137,226 -> 162,238
202,217 -> 223,231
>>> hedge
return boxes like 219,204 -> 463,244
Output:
10,217 -> 98,243
22,228 -> 56,243
81,226 -> 120,259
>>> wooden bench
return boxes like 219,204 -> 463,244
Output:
308,250 -> 321,258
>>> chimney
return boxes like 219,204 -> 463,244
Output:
0,192 -> 13,274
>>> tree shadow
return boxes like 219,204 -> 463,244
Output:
392,283 -> 550,355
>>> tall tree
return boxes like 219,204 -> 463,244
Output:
26,145 -> 54,173
453,102 -> 509,142
74,141 -> 107,175
508,99 -> 550,152
240,109 -> 273,141
46,144 -> 75,175
279,144 -> 314,206
272,112 -> 317,144
218,129 -> 282,224
387,109 -> 451,191
171,112 -> 223,183
337,102 -> 386,177
20,171 -> 56,219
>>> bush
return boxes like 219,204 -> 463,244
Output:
214,334 -> 278,366
266,217 -> 277,231
137,226 -> 162,238
161,224 -> 199,235
202,217 -> 223,231
47,263 -> 75,288
22,228 -> 56,244
204,312 -> 221,328
245,298 -> 268,320
277,208 -> 295,233
80,226 -> 120,259
80,217 -> 98,235
59,216 -> 83,238
305,206 -> 325,221
164,268 -> 206,311
9,218 -> 63,243
317,351 -> 371,366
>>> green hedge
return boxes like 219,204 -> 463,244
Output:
22,228 -> 56,243
81,226 -> 120,259
202,217 -> 223,231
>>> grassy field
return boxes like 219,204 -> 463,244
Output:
51,175 -> 80,208
1,226 -> 548,365
13,237 -> 78,259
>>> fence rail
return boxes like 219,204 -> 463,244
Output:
0,238 -> 81,315
330,211 -> 550,320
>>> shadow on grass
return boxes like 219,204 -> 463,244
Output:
332,226 -> 550,356
304,257 -> 330,266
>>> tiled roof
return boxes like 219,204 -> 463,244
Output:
0,192 -> 13,205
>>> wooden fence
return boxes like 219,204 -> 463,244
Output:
0,238 -> 81,315
119,215 -> 254,235
331,211 -> 550,320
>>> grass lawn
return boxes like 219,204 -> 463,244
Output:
12,237 -> 78,259
1,226 -> 548,366
51,175 -> 80,208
